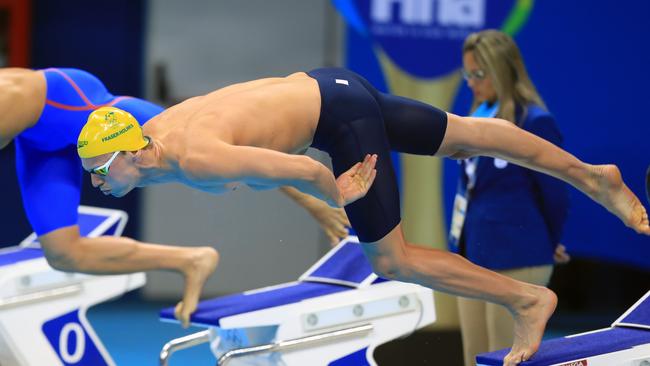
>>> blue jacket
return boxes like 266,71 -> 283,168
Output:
453,104 -> 569,270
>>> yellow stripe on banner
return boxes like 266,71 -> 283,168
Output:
378,49 -> 464,329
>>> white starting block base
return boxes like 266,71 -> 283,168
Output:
159,236 -> 436,366
477,290 -> 650,366
0,206 -> 146,366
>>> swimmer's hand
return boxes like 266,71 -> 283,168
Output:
553,243 -> 570,265
174,247 -> 220,328
281,186 -> 350,245
336,154 -> 378,206
308,202 -> 350,245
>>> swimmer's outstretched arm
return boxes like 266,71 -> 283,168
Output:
438,113 -> 650,235
39,225 -> 219,328
182,141 -> 377,207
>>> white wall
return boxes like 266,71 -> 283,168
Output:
142,0 -> 343,298
145,0 -> 342,96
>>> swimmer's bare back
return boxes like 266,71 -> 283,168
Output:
143,72 -> 322,157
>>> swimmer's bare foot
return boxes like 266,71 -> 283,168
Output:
589,164 -> 650,235
503,286 -> 557,366
174,246 -> 219,328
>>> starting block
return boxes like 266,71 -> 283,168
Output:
159,236 -> 436,366
0,206 -> 146,366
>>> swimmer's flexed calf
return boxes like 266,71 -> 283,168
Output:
78,67 -> 649,365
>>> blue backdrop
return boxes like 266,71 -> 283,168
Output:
339,0 -> 650,270
447,0 -> 650,269
0,0 -> 146,245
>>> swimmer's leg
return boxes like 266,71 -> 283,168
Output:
438,114 -> 650,235
321,94 -> 555,365
361,224 -> 557,366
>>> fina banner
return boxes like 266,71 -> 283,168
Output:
332,0 -> 533,77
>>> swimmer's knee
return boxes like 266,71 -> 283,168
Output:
367,251 -> 412,281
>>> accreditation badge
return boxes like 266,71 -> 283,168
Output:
449,193 -> 468,248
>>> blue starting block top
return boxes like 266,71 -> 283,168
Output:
160,236 -> 386,327
478,290 -> 650,365
300,236 -> 377,288
160,281 -> 354,327
0,206 -> 128,268
476,327 -> 650,366
614,291 -> 650,329
0,247 -> 44,267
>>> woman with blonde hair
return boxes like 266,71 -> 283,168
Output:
449,29 -> 570,365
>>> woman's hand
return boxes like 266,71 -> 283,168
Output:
554,243 -> 571,264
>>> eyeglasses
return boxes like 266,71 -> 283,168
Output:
91,151 -> 120,176
462,69 -> 487,81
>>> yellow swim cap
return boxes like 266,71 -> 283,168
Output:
77,107 -> 149,158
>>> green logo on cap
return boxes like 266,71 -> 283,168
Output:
105,111 -> 119,126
